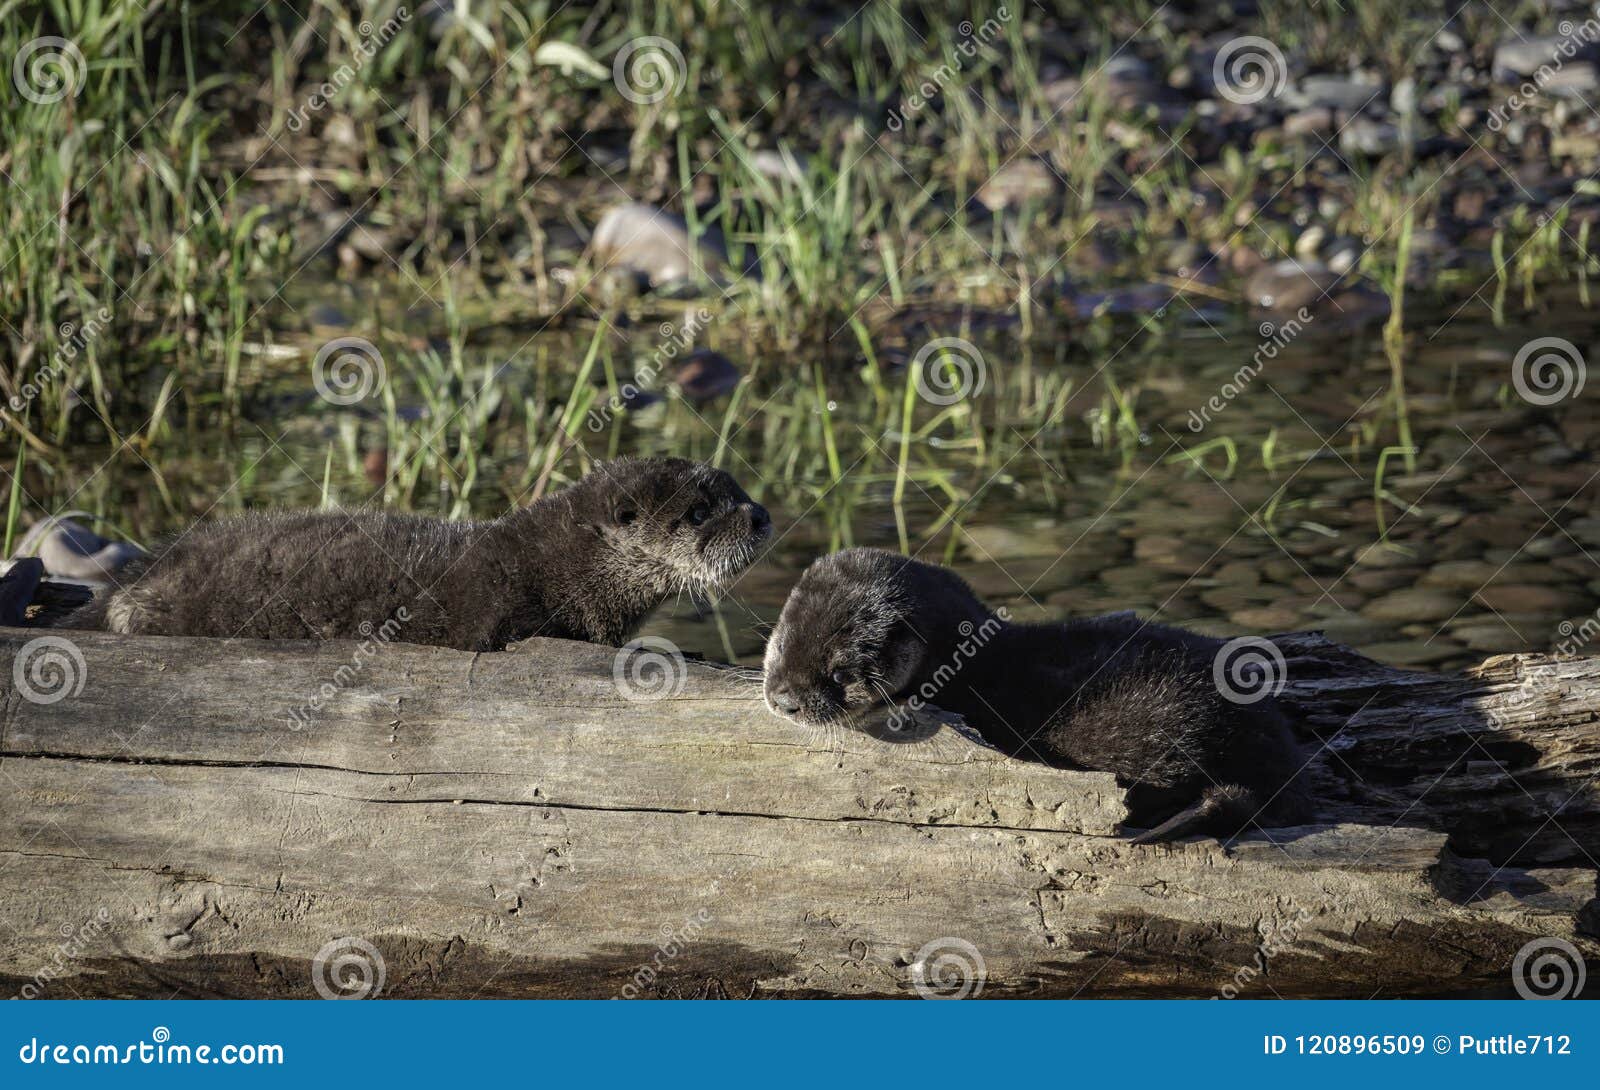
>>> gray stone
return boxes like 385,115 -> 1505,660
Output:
1475,584 -> 1578,613
975,159 -> 1060,211
1230,605 -> 1302,630
1422,560 -> 1506,590
1340,117 -> 1409,157
1288,74 -> 1384,113
1283,107 -> 1335,137
1452,622 -> 1537,653
12,517 -> 144,585
1543,62 -> 1600,99
1360,638 -> 1466,667
1493,35 -> 1587,80
957,525 -> 1070,565
1360,588 -> 1467,623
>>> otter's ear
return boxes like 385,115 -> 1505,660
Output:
877,619 -> 926,695
610,498 -> 638,527
886,618 -> 920,649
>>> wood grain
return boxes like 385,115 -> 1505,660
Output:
0,627 -> 1594,998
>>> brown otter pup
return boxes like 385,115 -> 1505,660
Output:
62,457 -> 770,650
762,548 -> 1312,842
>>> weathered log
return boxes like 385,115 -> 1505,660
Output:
0,626 -> 1594,998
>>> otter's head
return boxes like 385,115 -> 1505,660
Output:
763,548 -> 990,726
579,457 -> 770,593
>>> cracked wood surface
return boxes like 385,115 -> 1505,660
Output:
0,626 -> 1595,998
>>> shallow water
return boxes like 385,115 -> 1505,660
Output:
18,273 -> 1600,673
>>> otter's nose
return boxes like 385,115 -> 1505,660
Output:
744,502 -> 771,534
768,686 -> 801,715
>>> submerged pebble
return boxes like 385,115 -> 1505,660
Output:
1360,588 -> 1465,623
671,349 -> 741,402
1244,257 -> 1390,325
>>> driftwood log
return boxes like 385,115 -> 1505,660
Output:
0,622 -> 1595,999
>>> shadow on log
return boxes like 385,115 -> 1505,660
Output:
0,621 -> 1594,998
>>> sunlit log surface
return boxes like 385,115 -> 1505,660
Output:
0,625 -> 1594,998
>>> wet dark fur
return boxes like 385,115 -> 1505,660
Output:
61,457 -> 769,650
763,548 -> 1312,841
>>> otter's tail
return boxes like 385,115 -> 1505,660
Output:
1127,785 -> 1252,844
1129,777 -> 1315,844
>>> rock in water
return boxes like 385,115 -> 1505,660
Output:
671,349 -> 741,402
12,516 -> 144,584
591,202 -> 726,288
1244,257 -> 1390,325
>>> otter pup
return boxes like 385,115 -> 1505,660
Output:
62,457 -> 770,650
762,548 -> 1311,842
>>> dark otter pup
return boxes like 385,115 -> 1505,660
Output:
63,457 -> 770,650
762,548 -> 1311,842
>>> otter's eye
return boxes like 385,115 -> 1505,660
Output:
687,504 -> 710,526
830,668 -> 853,687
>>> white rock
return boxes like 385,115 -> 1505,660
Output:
590,202 -> 726,287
